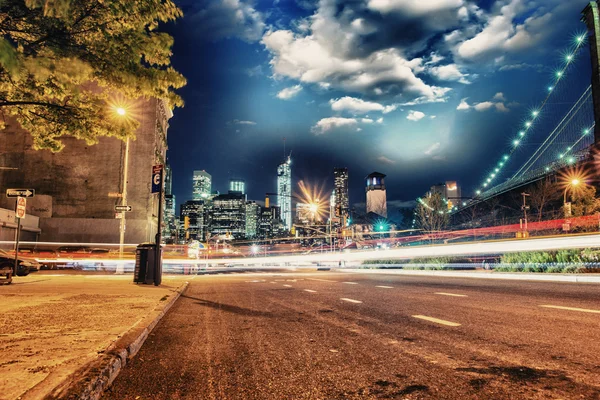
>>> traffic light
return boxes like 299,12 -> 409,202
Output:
291,226 -> 296,235
184,216 -> 190,230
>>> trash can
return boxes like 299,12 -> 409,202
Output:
134,243 -> 156,285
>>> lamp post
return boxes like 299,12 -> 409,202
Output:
115,106 -> 129,263
563,178 -> 581,218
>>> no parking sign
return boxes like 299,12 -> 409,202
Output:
151,164 -> 163,194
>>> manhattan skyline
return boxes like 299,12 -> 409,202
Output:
165,0 -> 592,211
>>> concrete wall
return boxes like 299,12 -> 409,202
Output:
0,98 -> 171,244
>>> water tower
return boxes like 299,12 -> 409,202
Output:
365,172 -> 387,217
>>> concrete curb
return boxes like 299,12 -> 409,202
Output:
45,281 -> 190,400
341,268 -> 600,283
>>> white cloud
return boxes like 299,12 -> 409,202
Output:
456,98 -> 470,110
457,94 -> 511,113
311,117 -> 359,135
368,0 -> 464,16
454,0 -> 576,63
406,110 -> 426,121
188,0 -> 265,42
377,155 -> 396,165
474,101 -> 494,111
376,117 -> 384,124
330,96 -> 397,114
361,118 -> 374,124
230,119 -> 257,125
428,63 -> 470,84
276,85 -> 303,100
493,92 -> 505,101
424,142 -> 441,155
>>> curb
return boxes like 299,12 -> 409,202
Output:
45,281 -> 190,400
340,268 -> 600,283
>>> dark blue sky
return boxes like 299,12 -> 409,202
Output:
165,0 -> 592,215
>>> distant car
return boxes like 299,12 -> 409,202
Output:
0,249 -> 40,276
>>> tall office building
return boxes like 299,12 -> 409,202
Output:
430,181 -> 461,209
329,192 -> 336,221
208,191 -> 247,239
192,170 -> 211,200
245,201 -> 260,239
277,156 -> 292,231
165,164 -> 173,196
180,200 -> 206,241
366,172 -> 387,217
334,167 -> 349,220
229,179 -> 245,194
163,194 -> 177,243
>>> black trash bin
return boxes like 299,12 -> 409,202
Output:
134,243 -> 157,285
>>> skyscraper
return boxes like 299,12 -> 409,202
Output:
209,191 -> 247,239
334,167 -> 349,221
277,156 -> 292,231
366,172 -> 387,217
192,170 -> 211,200
229,178 -> 245,194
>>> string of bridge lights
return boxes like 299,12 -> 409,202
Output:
475,33 -> 588,197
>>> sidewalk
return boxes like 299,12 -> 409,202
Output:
0,273 -> 189,400
342,267 -> 600,283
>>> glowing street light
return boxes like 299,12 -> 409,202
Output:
116,107 -> 126,116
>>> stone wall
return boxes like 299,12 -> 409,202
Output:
0,98 -> 171,244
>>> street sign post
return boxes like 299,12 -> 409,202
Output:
151,164 -> 164,286
13,196 -> 27,275
6,189 -> 35,198
151,164 -> 163,194
115,205 -> 132,212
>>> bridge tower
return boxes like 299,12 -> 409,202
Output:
582,1 -> 600,144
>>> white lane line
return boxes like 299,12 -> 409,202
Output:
303,289 -> 317,293
376,285 -> 393,289
340,298 -> 362,304
307,278 -> 337,282
540,305 -> 600,314
343,282 -> 358,285
412,315 -> 461,327
435,292 -> 467,297
283,284 -> 292,288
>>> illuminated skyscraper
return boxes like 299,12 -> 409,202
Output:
334,167 -> 349,220
277,156 -> 292,231
192,170 -> 211,200
229,178 -> 245,194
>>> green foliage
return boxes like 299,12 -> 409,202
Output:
0,0 -> 186,151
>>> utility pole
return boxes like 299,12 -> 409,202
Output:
521,192 -> 530,237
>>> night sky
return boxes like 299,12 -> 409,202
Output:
165,0 -> 593,217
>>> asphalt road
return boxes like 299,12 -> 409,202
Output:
105,272 -> 600,399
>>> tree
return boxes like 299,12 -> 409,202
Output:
570,185 -> 600,217
415,192 -> 448,236
529,177 -> 561,221
0,0 -> 186,151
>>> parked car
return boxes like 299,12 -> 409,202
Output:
0,249 -> 40,276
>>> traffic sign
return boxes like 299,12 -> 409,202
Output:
151,164 -> 163,194
108,192 -> 123,198
6,189 -> 35,198
16,197 -> 26,219
115,205 -> 132,212
115,212 -> 123,219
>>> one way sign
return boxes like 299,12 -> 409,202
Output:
6,189 -> 35,198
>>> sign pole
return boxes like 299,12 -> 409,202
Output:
13,199 -> 22,275
152,164 -> 164,286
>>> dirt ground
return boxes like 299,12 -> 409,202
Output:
0,273 -> 188,400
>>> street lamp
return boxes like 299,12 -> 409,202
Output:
563,178 -> 581,217
114,106 -> 130,262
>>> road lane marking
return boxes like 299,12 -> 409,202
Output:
412,315 -> 461,327
340,298 -> 362,304
283,284 -> 292,288
307,278 -> 337,282
343,282 -> 358,285
376,285 -> 393,289
304,289 -> 317,293
435,292 -> 467,297
540,305 -> 600,314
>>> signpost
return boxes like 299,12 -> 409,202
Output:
13,196 -> 27,275
115,205 -> 132,212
